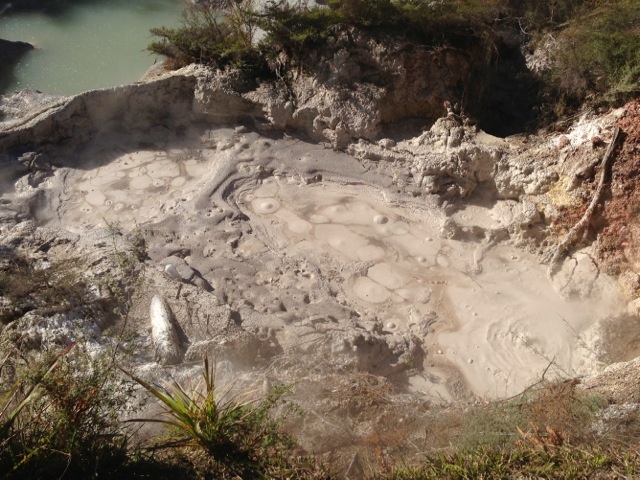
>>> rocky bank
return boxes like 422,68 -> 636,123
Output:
0,38 -> 34,94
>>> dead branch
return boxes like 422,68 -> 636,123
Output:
547,126 -> 621,278
503,356 -> 557,403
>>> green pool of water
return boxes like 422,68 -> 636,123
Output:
0,0 -> 183,96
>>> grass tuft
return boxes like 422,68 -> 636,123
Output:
127,355 -> 327,479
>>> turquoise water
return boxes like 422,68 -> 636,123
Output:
0,0 -> 183,95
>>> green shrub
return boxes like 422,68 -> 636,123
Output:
457,381 -> 608,452
147,0 -> 639,127
552,1 -> 640,105
148,2 -> 263,71
259,0 -> 504,54
457,400 -> 527,451
150,0 -> 506,75
381,381 -> 637,479
255,1 -> 339,67
510,0 -> 589,30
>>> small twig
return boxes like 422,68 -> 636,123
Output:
308,408 -> 352,434
503,356 -> 556,402
344,453 -> 361,479
557,314 -> 599,357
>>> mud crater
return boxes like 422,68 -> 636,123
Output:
0,118 -> 624,401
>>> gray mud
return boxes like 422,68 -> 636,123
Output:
0,118 -> 621,400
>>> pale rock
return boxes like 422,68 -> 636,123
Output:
150,295 -> 181,365
627,298 -> 640,317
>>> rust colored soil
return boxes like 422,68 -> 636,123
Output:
596,101 -> 640,277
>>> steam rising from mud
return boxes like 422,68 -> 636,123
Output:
242,179 -> 618,397
3,119 -> 622,400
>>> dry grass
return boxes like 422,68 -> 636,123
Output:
368,379 -> 639,478
0,253 -> 91,325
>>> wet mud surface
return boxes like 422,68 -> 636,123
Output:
7,124 -> 620,400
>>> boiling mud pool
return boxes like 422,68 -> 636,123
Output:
246,179 -> 619,398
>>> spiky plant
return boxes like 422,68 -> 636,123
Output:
127,356 -> 321,478
129,357 -> 260,460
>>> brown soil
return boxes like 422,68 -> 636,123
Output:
554,101 -> 640,280
596,101 -> 640,277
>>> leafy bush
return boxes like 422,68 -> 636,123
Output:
509,0 -> 589,30
148,1 -> 264,71
466,381 -> 609,448
149,0 -> 506,74
551,1 -> 640,106
257,0 -> 505,68
147,0 -> 639,128
383,381 -> 638,479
